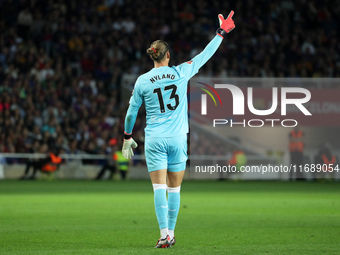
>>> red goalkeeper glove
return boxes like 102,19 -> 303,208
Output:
216,11 -> 235,38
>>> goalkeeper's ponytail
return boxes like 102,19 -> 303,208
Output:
147,40 -> 169,62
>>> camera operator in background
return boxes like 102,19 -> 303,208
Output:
20,145 -> 62,180
314,143 -> 338,181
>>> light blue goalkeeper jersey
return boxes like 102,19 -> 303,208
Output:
125,35 -> 223,138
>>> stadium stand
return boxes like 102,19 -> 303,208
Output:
0,0 -> 339,163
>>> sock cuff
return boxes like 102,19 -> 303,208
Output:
153,183 -> 167,192
167,186 -> 181,193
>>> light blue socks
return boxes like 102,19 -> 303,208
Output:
167,186 -> 181,239
153,184 -> 168,238
153,184 -> 181,239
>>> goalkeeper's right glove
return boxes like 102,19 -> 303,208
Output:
216,11 -> 235,38
122,137 -> 138,159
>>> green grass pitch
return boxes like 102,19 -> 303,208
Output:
0,180 -> 339,255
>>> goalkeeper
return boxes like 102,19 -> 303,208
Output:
122,11 -> 235,248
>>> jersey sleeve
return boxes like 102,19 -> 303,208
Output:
129,77 -> 143,108
124,77 -> 143,134
176,35 -> 223,79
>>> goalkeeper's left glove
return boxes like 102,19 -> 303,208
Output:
216,10 -> 235,38
122,134 -> 138,159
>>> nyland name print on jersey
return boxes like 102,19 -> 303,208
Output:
150,74 -> 176,83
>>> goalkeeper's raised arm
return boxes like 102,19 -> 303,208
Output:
175,11 -> 235,79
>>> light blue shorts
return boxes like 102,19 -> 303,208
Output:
145,135 -> 187,172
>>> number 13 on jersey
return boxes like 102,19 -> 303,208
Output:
153,84 -> 179,113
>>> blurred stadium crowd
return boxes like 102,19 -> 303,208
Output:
0,0 -> 339,161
